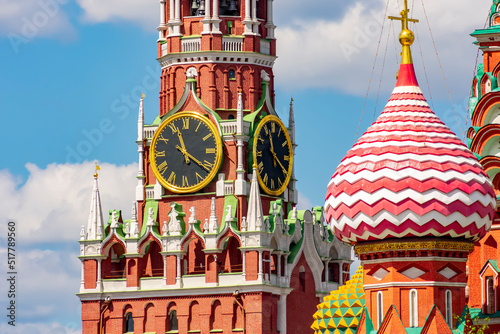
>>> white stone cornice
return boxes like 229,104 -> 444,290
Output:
158,52 -> 277,69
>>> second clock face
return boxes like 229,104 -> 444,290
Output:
150,112 -> 223,193
253,115 -> 293,196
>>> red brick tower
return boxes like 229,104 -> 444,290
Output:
77,1 -> 352,333
324,1 -> 496,332
467,0 -> 500,331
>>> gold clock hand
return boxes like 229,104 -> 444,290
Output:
268,133 -> 277,167
176,147 -> 211,172
271,151 -> 288,176
176,129 -> 189,163
175,145 -> 190,164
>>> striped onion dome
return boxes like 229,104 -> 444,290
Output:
325,59 -> 496,244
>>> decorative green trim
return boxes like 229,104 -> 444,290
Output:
140,200 -> 161,238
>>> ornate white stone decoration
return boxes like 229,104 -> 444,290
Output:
225,205 -> 234,223
189,206 -> 197,225
125,223 -> 130,238
241,217 -> 247,232
208,197 -> 219,233
130,202 -> 139,237
261,69 -> 270,82
186,67 -> 198,78
168,203 -> 182,235
146,207 -> 155,227
80,226 -> 86,240
204,218 -> 209,234
162,221 -> 168,236
111,211 -> 119,229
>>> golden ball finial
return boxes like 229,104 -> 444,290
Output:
399,28 -> 415,46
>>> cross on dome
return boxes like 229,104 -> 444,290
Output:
388,0 -> 419,64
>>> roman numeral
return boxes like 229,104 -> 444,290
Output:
258,136 -> 264,144
203,160 -> 214,170
263,173 -> 268,185
278,127 -> 281,137
182,175 -> 189,187
284,155 -> 289,161
167,171 -> 176,184
196,173 -> 204,183
264,125 -> 269,135
158,161 -> 168,174
158,134 -> 169,144
195,121 -> 202,132
258,161 -> 264,174
271,122 -> 275,133
278,178 -> 283,188
282,141 -> 287,147
156,150 -> 165,157
203,133 -> 213,141
182,118 -> 189,129
168,123 -> 177,134
206,148 -> 216,154
256,150 -> 262,157
270,178 -> 275,190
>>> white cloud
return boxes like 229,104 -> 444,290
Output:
0,162 -> 138,244
0,322 -> 80,334
274,0 -> 491,100
0,245 -> 82,331
76,0 -> 158,29
296,191 -> 314,211
0,0 -> 76,46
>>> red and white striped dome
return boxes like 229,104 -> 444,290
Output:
325,62 -> 496,244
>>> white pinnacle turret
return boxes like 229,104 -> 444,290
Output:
136,94 -> 145,201
235,90 -> 247,196
208,197 -> 219,233
86,176 -> 104,240
246,166 -> 264,231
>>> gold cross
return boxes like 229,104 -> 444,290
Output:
388,0 -> 419,30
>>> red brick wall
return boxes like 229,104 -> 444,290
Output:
82,292 -> 282,334
287,254 -> 320,333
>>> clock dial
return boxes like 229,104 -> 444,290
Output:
253,115 -> 293,196
150,112 -> 223,193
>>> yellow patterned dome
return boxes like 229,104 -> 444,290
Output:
311,267 -> 364,334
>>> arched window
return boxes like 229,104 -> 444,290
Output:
486,277 -> 495,314
409,289 -> 418,327
299,266 -> 306,292
188,301 -> 200,331
233,301 -> 244,330
168,310 -> 178,331
144,303 -> 155,333
485,78 -> 492,94
229,69 -> 236,80
124,313 -> 134,333
210,300 -> 223,330
377,291 -> 383,329
445,290 -> 453,327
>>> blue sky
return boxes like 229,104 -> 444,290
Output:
0,0 -> 493,332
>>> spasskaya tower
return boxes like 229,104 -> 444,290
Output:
77,1 -> 351,333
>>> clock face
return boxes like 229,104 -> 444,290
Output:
253,115 -> 293,196
150,112 -> 223,193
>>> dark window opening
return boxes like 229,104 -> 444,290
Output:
220,0 -> 239,16
125,313 -> 134,333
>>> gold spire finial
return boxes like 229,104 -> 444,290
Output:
388,0 -> 419,64
94,161 -> 101,178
